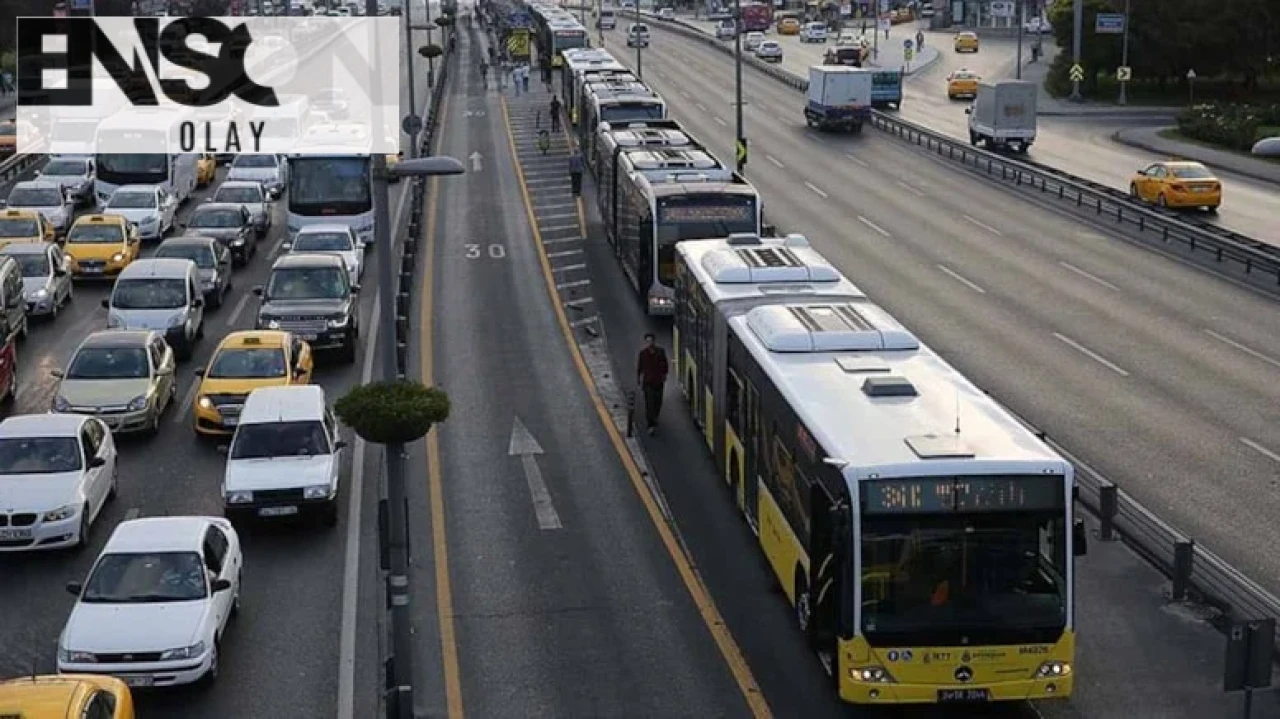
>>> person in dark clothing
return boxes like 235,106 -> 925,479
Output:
636,333 -> 669,434
549,95 -> 562,132
569,151 -> 584,195
542,60 -> 553,88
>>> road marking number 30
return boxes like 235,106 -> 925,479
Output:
465,244 -> 506,259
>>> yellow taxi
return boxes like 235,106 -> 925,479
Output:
193,330 -> 314,435
0,673 -> 135,718
946,68 -> 981,99
954,31 -> 980,52
778,17 -> 801,34
197,152 -> 218,187
1129,160 -> 1223,211
0,208 -> 55,247
64,214 -> 141,278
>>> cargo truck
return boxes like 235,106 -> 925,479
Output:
966,79 -> 1037,153
870,69 -> 903,109
803,66 -> 873,133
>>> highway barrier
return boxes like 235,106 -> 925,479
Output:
638,14 -> 1280,290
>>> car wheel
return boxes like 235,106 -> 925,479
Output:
65,282 -> 74,303
147,408 -> 161,436
107,466 -> 119,501
200,642 -> 220,687
1157,193 -> 1167,208
1129,183 -> 1140,199
231,572 -> 242,618
50,298 -> 59,320
74,509 -> 91,550
3,359 -> 16,404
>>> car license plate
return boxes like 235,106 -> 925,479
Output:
259,506 -> 298,517
300,332 -> 318,341
125,675 -> 154,687
82,267 -> 102,274
938,688 -> 990,702
224,417 -> 239,427
0,528 -> 33,540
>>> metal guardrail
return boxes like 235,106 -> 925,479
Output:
642,15 -> 1280,288
0,153 -> 42,187
647,12 -> 1280,653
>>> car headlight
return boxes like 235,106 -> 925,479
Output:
169,314 -> 185,328
225,490 -> 254,504
58,647 -> 96,663
43,503 -> 79,522
232,237 -> 245,246
198,396 -> 214,410
327,315 -> 349,328
110,252 -> 124,263
303,484 -> 332,500
159,641 -> 206,661
127,395 -> 148,411
141,214 -> 158,225
53,396 -> 71,412
33,288 -> 48,298
265,319 -> 281,330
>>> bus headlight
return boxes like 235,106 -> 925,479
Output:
1035,660 -> 1071,678
850,666 -> 894,683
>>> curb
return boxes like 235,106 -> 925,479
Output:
1111,128 -> 1280,187
1038,109 -> 1177,119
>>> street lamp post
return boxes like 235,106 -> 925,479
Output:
635,0 -> 642,79
371,152 -> 466,719
1014,0 -> 1024,79
1069,0 -> 1082,100
402,0 -> 419,156
733,0 -> 744,172
1117,0 -> 1130,105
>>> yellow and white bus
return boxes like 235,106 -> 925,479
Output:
674,235 -> 1087,706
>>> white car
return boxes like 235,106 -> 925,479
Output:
755,39 -> 783,62
656,6 -> 674,20
226,154 -> 287,199
800,22 -> 827,43
103,185 -> 178,240
284,224 -> 363,284
36,156 -> 96,207
57,516 -> 242,688
0,413 -> 118,552
5,180 -> 74,236
743,31 -> 765,52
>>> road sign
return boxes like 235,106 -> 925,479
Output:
905,47 -> 914,60
508,10 -> 532,27
1069,64 -> 1085,82
736,138 -> 748,167
1095,13 -> 1124,34
401,114 -> 423,135
1116,66 -> 1131,82
507,29 -> 530,59
903,38 -> 912,49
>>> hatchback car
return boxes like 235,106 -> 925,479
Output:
755,40 -> 783,62
1129,161 -> 1222,211
36,156 -> 96,207
715,18 -> 736,39
58,516 -> 243,688
0,413 -> 118,551
0,674 -> 135,719
210,181 -> 272,237
5,180 -> 74,237
627,23 -> 651,47
155,237 -> 234,308
743,31 -> 765,51
193,330 -> 313,436
180,204 -> 257,266
0,208 -> 54,247
946,69 -> 981,99
800,22 -> 827,42
2,242 -> 72,319
954,31 -> 980,52
52,330 -> 177,435
64,214 -> 142,279
283,224 -> 363,285
777,17 -> 800,34
656,6 -> 674,20
226,154 -> 287,199
103,185 -> 178,241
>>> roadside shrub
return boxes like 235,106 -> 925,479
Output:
0,50 -> 14,75
1043,52 -> 1075,98
1177,103 -> 1280,151
335,380 -> 450,444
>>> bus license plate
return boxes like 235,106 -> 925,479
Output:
300,333 -> 317,341
258,506 -> 298,517
938,689 -> 989,702
125,676 -> 154,687
0,528 -> 33,540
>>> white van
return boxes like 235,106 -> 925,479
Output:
221,385 -> 345,527
102,258 -> 205,359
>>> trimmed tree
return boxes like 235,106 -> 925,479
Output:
418,45 -> 444,60
335,380 -> 450,444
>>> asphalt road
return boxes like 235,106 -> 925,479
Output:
673,15 -> 1280,245
0,27 -> 433,719
407,26 -> 754,718
601,22 -> 1280,605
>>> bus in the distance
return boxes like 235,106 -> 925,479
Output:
560,48 -> 630,127
599,140 -> 760,314
740,2 -> 772,31
597,6 -> 616,29
593,118 -> 692,177
93,108 -> 198,207
673,246 -> 1087,706
286,152 -> 373,245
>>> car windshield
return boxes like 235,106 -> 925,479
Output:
0,124 -> 14,137
8,188 -> 62,206
0,218 -> 39,237
68,223 -> 124,244
215,187 -> 262,203
0,437 -> 82,474
111,278 -> 187,309
68,346 -> 150,379
12,253 -> 50,276
293,232 -> 353,252
191,209 -> 244,228
108,192 -> 156,209
230,420 -> 330,458
209,347 -> 286,378
1171,165 -> 1214,179
266,266 -> 348,299
81,551 -> 208,603
156,244 -> 216,268
43,159 -> 88,176
234,155 -> 278,168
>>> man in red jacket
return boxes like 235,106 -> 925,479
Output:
636,333 -> 669,435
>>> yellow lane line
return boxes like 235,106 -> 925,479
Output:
500,95 -> 772,718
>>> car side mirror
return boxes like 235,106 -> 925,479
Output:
1073,518 -> 1088,556
281,243 -> 291,251
55,269 -> 67,277
350,284 -> 360,293
33,170 -> 41,177
335,440 -> 348,450
65,580 -> 83,596
964,107 -> 972,115
211,578 -> 233,592
194,367 -> 205,377
193,298 -> 204,308
293,368 -> 305,378
252,286 -> 264,297
157,365 -> 173,376
100,298 -> 110,308
89,456 -> 106,468
51,368 -> 64,378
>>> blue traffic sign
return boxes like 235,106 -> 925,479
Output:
508,10 -> 532,27
1095,13 -> 1125,34
903,38 -> 912,49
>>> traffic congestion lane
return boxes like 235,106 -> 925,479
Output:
413,29 -> 757,717
604,24 -> 1280,599
598,28 -> 1260,716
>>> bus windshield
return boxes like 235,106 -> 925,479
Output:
860,512 -> 1068,643
655,194 -> 758,283
555,30 -> 587,50
600,103 -> 665,123
288,156 -> 372,216
96,145 -> 169,186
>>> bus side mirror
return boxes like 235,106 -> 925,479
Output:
1072,518 -> 1088,556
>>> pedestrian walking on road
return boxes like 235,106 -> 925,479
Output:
521,63 -> 531,93
569,150 -> 584,196
549,95 -> 562,132
479,59 -> 489,88
512,65 -> 522,97
915,30 -> 924,49
637,333 -> 669,435
541,59 -> 553,88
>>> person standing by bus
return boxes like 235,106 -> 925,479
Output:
637,333 -> 669,435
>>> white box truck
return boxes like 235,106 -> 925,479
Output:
966,80 -> 1037,153
803,66 -> 873,133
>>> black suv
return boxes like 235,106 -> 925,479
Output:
254,254 -> 359,362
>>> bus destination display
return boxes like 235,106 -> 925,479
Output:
861,476 -> 1064,514
659,202 -> 755,224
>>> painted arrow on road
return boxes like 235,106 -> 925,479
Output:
469,151 -> 484,172
508,416 -> 561,530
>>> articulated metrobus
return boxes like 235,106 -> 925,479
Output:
592,118 -> 693,178
529,7 -> 590,67
560,48 -> 630,125
673,242 -> 1087,706
92,109 -> 199,207
581,84 -> 667,162
570,69 -> 639,136
600,146 -> 760,314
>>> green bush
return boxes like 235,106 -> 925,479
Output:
0,50 -> 14,75
1176,103 -> 1280,151
1258,126 -> 1280,143
334,380 -> 450,444
1043,51 -> 1075,98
